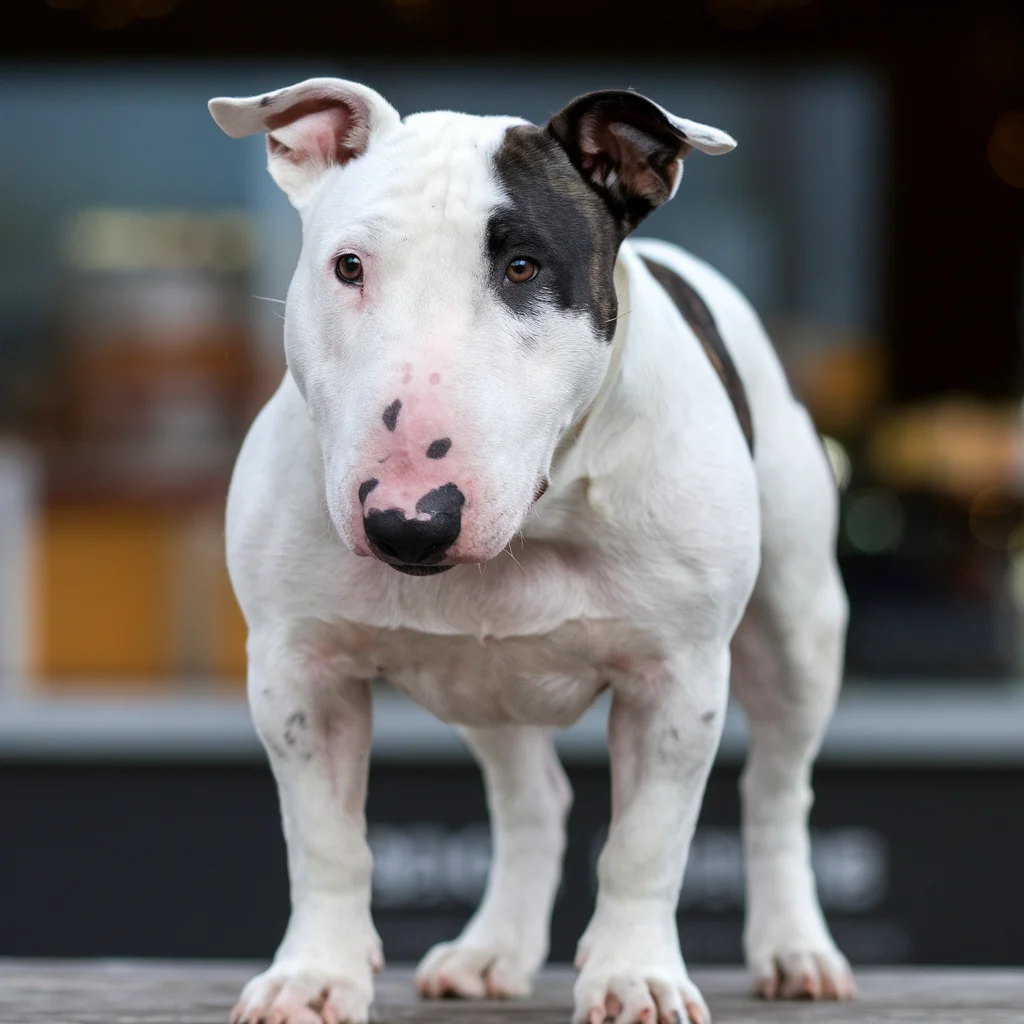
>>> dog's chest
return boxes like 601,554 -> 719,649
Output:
317,547 -> 666,728
344,617 -> 658,727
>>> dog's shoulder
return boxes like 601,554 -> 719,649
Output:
627,238 -> 795,413
225,372 -> 341,621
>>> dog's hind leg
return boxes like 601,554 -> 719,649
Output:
415,724 -> 572,999
731,405 -> 854,1001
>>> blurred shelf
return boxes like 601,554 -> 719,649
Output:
1,681 -> 1024,766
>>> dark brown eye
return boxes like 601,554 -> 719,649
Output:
335,253 -> 363,284
505,258 -> 538,284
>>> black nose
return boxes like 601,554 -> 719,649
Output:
363,483 -> 464,566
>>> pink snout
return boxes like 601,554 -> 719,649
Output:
348,390 -> 472,574
344,387 -> 545,573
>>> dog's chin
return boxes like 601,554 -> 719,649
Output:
388,563 -> 455,576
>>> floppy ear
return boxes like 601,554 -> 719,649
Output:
208,77 -> 402,210
548,89 -> 736,231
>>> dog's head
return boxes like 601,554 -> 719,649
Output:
209,78 -> 735,574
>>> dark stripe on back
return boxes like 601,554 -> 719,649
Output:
641,255 -> 755,455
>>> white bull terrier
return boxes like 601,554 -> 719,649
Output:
208,76 -> 854,1024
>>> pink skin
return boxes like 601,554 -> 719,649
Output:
344,363 -> 548,568
347,368 -> 482,563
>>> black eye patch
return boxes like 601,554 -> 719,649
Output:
488,125 -> 621,341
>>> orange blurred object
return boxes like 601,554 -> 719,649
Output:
866,399 -> 1024,501
34,501 -> 248,688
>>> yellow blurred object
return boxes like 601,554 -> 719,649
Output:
212,566 -> 249,689
35,502 -> 249,689
37,505 -> 175,685
866,399 -> 1024,500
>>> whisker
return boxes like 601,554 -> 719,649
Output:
253,295 -> 287,305
603,307 -> 631,325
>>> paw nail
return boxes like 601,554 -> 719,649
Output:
684,1001 -> 706,1024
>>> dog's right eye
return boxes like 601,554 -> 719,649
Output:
335,254 -> 363,284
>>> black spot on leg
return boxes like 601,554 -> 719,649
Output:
382,399 -> 401,432
701,710 -> 716,724
259,94 -> 272,107
655,724 -> 688,769
358,478 -> 378,503
284,711 -> 308,748
426,438 -> 451,460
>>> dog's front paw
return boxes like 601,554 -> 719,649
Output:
414,940 -> 535,999
573,923 -> 708,1024
231,944 -> 383,1024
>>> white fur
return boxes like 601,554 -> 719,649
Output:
211,78 -> 852,1024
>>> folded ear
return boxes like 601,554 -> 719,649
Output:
208,77 -> 402,210
547,89 -> 736,231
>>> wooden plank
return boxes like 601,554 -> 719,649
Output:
0,962 -> 1023,1023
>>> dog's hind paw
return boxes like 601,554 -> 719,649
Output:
414,941 -> 535,999
230,952 -> 381,1024
750,945 -> 855,1001
573,967 -> 710,1024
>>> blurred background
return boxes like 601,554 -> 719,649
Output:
1,0 -> 1023,970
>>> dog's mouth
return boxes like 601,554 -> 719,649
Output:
388,563 -> 455,576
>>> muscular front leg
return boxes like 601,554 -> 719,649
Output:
416,725 -> 572,999
574,649 -> 730,1024
232,633 -> 382,1024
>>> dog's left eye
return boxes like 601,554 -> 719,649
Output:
506,258 -> 538,284
335,254 -> 363,284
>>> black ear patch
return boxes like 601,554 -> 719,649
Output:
548,90 -> 689,232
488,125 -> 621,342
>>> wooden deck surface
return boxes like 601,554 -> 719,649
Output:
2,961 -> 1023,1023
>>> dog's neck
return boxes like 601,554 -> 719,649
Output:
549,251 -> 633,473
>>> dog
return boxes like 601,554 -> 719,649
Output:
208,76 -> 854,1024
